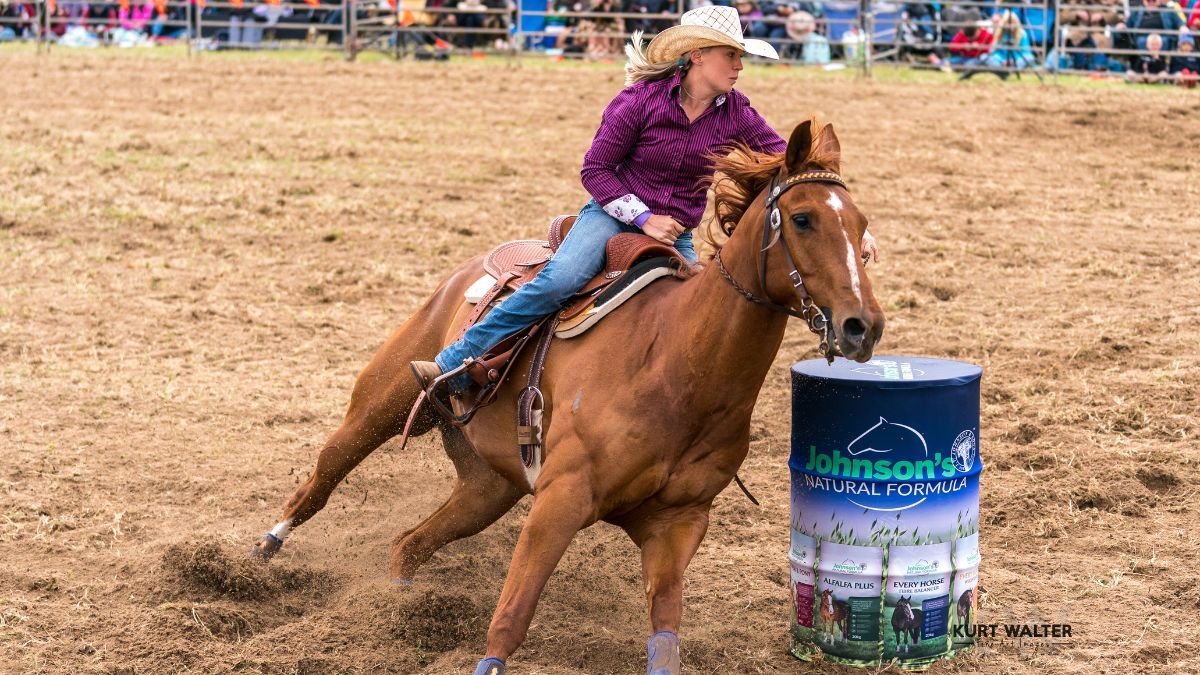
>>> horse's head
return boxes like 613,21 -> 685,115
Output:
762,121 -> 884,362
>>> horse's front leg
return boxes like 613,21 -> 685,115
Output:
473,472 -> 597,674
624,506 -> 711,675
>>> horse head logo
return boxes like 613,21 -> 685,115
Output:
847,417 -> 928,458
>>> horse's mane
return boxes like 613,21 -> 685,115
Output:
703,144 -> 785,240
702,120 -> 838,243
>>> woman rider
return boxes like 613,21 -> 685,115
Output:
412,6 -> 877,395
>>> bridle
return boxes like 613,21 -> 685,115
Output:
713,169 -> 848,363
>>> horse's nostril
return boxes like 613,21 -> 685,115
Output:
842,317 -> 867,344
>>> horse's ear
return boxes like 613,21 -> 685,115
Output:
785,120 -> 815,171
786,120 -> 842,173
810,124 -> 842,174
879,416 -> 888,424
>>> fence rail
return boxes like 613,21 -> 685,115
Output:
5,0 -> 1198,84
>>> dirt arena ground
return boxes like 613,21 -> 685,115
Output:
1,49 -> 1198,674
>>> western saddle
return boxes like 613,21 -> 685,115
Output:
413,215 -> 694,471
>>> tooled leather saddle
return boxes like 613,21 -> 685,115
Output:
425,215 -> 692,470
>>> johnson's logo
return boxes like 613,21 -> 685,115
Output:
905,559 -> 941,574
802,418 -> 957,480
799,417 -> 975,512
832,558 -> 869,573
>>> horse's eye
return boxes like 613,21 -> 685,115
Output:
791,213 -> 812,231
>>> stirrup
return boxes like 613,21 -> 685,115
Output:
422,361 -> 495,427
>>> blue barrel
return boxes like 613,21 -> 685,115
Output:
787,356 -> 982,670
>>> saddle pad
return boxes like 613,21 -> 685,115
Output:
465,274 -> 498,304
556,257 -> 681,339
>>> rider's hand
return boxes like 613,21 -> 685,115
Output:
861,229 -> 880,264
642,214 -> 685,245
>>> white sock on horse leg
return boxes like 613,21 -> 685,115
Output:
269,519 -> 293,541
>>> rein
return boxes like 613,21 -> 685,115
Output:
713,169 -> 847,363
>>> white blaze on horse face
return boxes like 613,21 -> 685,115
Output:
841,228 -> 863,303
827,188 -> 862,303
826,191 -> 844,215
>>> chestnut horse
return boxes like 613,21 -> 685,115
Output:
251,120 -> 883,674
820,589 -> 850,644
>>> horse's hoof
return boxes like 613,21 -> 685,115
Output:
391,577 -> 414,587
249,532 -> 283,562
472,657 -> 505,675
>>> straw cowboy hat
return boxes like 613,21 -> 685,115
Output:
647,6 -> 780,63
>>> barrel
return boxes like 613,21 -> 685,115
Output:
787,356 -> 983,670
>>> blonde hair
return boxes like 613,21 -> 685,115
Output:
623,31 -> 710,86
624,31 -> 677,86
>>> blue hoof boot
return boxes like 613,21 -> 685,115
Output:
647,631 -> 680,675
472,657 -> 505,675
249,532 -> 283,562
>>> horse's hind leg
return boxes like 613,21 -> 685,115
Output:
387,426 -> 523,583
251,324 -> 442,560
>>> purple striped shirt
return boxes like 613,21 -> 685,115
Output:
580,70 -> 787,230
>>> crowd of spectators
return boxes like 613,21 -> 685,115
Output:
0,0 -> 351,47
1,0 -> 189,44
1054,0 -> 1198,84
529,0 -> 1200,81
4,0 -> 1200,86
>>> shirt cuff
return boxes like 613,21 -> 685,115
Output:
602,194 -> 651,226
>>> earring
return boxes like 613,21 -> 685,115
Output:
677,57 -> 685,66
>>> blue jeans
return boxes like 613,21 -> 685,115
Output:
434,200 -> 697,389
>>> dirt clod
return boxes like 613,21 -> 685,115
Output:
389,591 -> 485,652
161,541 -> 281,601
